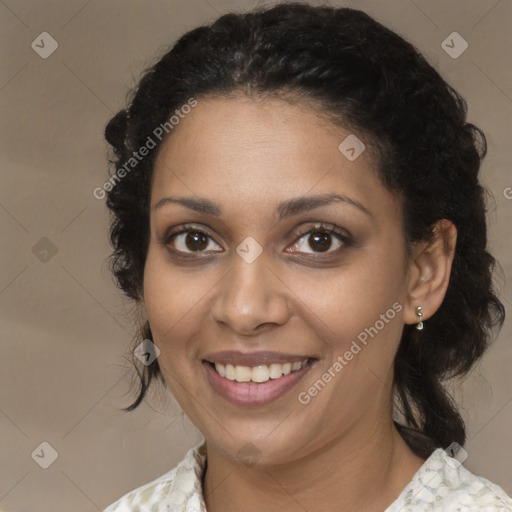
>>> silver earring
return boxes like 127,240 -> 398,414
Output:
415,306 -> 424,330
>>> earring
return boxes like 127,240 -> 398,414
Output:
415,306 -> 424,330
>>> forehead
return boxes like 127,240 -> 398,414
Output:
150,95 -> 397,220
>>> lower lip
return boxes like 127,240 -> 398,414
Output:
203,360 -> 315,406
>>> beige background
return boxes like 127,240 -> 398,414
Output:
0,0 -> 511,510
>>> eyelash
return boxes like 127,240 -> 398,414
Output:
162,222 -> 352,258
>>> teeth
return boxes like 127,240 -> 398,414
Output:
235,365 -> 252,382
269,363 -> 282,379
213,359 -> 309,383
225,364 -> 235,380
216,363 -> 226,378
251,365 -> 269,383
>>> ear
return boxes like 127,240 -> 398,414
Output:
403,219 -> 457,327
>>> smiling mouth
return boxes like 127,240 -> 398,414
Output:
201,350 -> 318,406
205,359 -> 314,383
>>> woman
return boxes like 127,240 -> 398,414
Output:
102,3 -> 511,511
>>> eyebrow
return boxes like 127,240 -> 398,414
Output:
153,192 -> 372,220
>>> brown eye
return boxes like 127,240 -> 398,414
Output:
183,231 -> 209,251
166,227 -> 222,253
307,231 -> 333,252
289,224 -> 350,255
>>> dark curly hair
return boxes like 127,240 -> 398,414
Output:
103,2 -> 505,459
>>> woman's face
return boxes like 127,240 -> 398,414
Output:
143,94 -> 411,465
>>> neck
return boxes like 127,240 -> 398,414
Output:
203,417 -> 426,512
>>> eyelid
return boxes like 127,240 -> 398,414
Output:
292,222 -> 351,241
163,223 -> 219,251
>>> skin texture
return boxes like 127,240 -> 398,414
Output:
142,94 -> 457,512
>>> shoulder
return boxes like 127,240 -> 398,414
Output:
387,447 -> 512,511
103,441 -> 207,512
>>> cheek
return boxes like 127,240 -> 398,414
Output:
142,249 -> 203,356
142,250 -> 204,406
297,249 -> 405,340
295,243 -> 407,393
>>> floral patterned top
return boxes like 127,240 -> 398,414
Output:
103,442 -> 512,511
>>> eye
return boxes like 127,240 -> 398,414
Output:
163,222 -> 351,256
164,224 -> 222,254
288,223 -> 350,255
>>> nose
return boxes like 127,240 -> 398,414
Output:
210,250 -> 291,336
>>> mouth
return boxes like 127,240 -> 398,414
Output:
202,357 -> 317,406
207,359 -> 311,382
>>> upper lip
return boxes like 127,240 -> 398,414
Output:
203,351 -> 315,366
